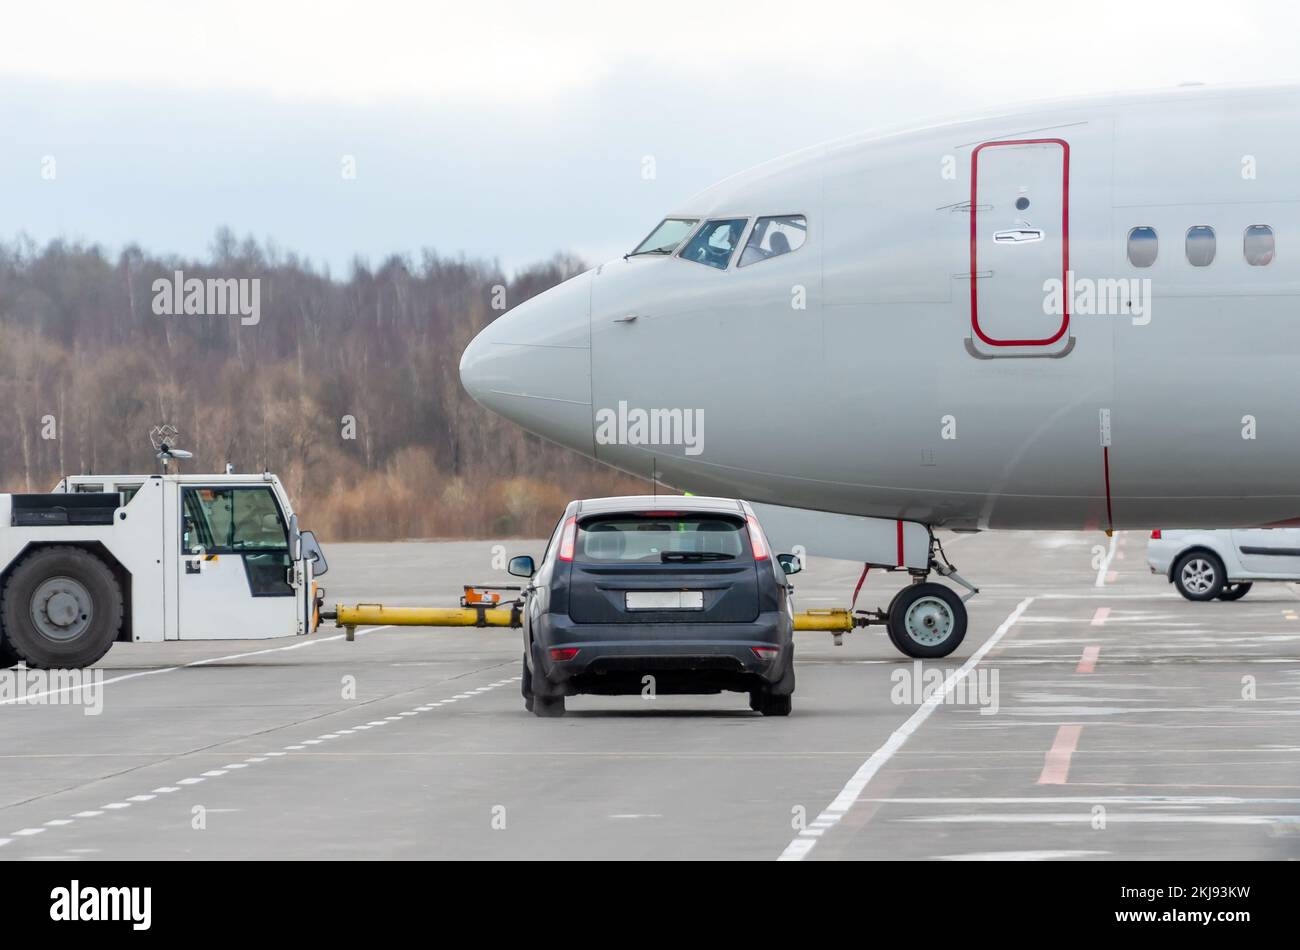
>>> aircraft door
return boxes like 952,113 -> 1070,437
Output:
968,138 -> 1072,356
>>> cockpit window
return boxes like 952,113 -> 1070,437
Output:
738,215 -> 807,267
630,218 -> 699,257
679,218 -> 748,269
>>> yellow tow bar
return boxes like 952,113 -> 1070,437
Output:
324,603 -> 860,641
327,603 -> 519,640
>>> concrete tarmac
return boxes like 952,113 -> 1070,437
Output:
1,531 -> 1297,860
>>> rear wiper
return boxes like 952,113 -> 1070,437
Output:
660,551 -> 735,562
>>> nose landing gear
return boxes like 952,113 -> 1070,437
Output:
837,531 -> 979,658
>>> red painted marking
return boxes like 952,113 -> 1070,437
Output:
1102,446 -> 1114,535
1076,645 -> 1101,673
969,138 -> 1071,347
1090,607 -> 1111,626
896,520 -> 904,567
849,564 -> 870,613
1105,570 -> 1118,583
1038,724 -> 1083,785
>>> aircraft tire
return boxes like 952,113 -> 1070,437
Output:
887,582 -> 967,659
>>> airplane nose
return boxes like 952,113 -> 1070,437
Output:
458,271 -> 594,454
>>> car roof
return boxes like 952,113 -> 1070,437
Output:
575,495 -> 746,517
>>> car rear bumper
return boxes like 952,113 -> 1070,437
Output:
531,613 -> 791,696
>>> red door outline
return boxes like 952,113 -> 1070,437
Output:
969,138 -> 1070,347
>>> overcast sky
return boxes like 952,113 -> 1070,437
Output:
3,0 -> 1297,275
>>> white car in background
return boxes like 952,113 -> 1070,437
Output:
1147,528 -> 1300,601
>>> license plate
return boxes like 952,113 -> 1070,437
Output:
625,591 -> 704,611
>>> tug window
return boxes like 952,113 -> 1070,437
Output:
1244,225 -> 1275,266
679,218 -> 748,270
1127,226 -> 1158,267
1186,226 -> 1216,267
738,215 -> 808,267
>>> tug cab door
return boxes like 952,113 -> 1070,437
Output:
177,486 -> 301,640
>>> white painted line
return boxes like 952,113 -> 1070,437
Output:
13,828 -> 45,836
0,625 -> 395,705
903,814 -> 1300,825
152,788 -> 180,794
126,795 -> 156,802
0,839 -> 11,847
937,850 -> 1108,861
101,802 -> 131,810
44,819 -> 73,826
1090,607 -> 1111,626
1094,534 -> 1118,587
73,811 -> 104,818
851,796 -> 1300,804
778,596 -> 1036,861
177,778 -> 204,785
200,770 -> 227,777
222,763 -> 248,769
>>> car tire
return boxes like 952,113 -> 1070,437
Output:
750,641 -> 796,714
1217,582 -> 1252,601
1173,551 -> 1226,601
887,582 -> 967,658
753,692 -> 792,716
532,694 -> 565,717
521,652 -> 535,713
0,546 -> 122,669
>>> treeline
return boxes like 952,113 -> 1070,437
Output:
0,230 -> 644,540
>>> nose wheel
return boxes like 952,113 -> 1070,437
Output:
886,582 -> 968,658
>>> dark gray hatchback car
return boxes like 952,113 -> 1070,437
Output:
509,496 -> 800,717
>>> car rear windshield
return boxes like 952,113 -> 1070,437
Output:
576,514 -> 749,563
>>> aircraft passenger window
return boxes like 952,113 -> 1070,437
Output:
1186,226 -> 1216,267
738,215 -> 808,267
1244,225 -> 1275,266
1127,227 -> 1158,267
679,218 -> 748,269
629,218 -> 699,257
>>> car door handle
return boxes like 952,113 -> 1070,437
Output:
613,314 -> 639,323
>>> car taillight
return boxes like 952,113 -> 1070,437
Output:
549,647 -> 580,662
751,646 -> 779,660
746,514 -> 769,560
557,516 -> 577,561
1150,530 -> 1162,540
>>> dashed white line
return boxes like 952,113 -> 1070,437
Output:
4,670 -> 522,850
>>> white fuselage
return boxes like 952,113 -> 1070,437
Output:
460,84 -> 1300,532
